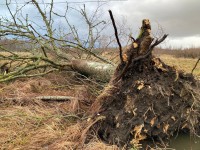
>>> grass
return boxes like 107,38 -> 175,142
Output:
153,48 -> 200,78
0,72 -> 118,150
158,54 -> 200,77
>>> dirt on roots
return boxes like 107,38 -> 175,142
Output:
90,55 -> 200,149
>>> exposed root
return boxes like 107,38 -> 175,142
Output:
90,56 -> 200,149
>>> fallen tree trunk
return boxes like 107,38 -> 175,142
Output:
71,59 -> 115,82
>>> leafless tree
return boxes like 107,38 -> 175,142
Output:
0,0 -> 121,82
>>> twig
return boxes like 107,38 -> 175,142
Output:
129,35 -> 136,42
191,58 -> 200,74
115,34 -> 168,82
108,10 -> 124,64
46,35 -> 114,65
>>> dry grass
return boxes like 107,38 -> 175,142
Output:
158,54 -> 200,77
0,106 -> 67,149
0,51 -> 31,57
0,72 -> 112,150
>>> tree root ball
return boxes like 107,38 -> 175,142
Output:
90,56 -> 200,149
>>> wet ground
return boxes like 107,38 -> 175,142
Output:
170,134 -> 200,150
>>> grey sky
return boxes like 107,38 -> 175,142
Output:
109,0 -> 200,36
0,0 -> 200,49
106,0 -> 200,48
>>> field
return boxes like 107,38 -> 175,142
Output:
154,48 -> 200,78
158,54 -> 200,78
0,52 -> 199,149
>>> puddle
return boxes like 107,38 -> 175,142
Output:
169,133 -> 200,150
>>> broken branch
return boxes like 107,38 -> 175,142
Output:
36,96 -> 75,101
108,10 -> 124,64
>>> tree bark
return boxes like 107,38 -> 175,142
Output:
71,59 -> 115,82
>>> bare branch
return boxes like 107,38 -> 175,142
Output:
191,58 -> 200,74
36,96 -> 75,101
108,10 -> 124,64
49,0 -> 54,27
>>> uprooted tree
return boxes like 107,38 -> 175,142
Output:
0,0 -> 130,82
85,18 -> 200,149
0,1 -> 200,149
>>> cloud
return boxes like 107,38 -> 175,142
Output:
107,0 -> 200,37
0,0 -> 199,48
102,0 -> 200,48
160,35 -> 200,49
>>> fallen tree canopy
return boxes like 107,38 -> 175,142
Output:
83,19 -> 200,149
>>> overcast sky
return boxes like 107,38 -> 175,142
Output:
0,0 -> 200,49
107,0 -> 200,49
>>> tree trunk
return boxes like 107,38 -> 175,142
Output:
71,59 -> 115,82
